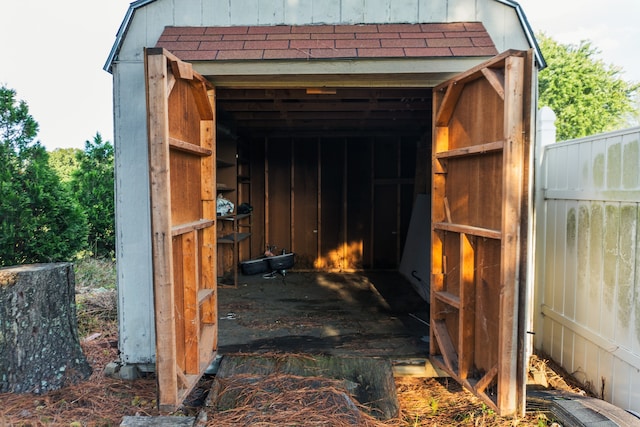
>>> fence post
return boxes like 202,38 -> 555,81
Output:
537,106 -> 556,155
532,106 -> 556,355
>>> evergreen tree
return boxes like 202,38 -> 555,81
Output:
48,147 -> 81,184
71,133 -> 115,258
0,86 -> 88,266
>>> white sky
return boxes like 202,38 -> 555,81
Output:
1,0 -> 638,151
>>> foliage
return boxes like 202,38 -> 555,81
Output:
49,147 -> 81,183
537,33 -> 640,141
0,86 -> 88,266
74,257 -> 116,290
70,133 -> 115,258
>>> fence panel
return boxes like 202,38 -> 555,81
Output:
535,124 -> 640,413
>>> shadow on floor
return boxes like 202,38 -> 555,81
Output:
217,270 -> 430,358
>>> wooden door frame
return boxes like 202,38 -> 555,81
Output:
145,47 -> 218,411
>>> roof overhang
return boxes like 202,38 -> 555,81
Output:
192,57 -> 492,88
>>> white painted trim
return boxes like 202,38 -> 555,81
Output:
544,190 -> 640,203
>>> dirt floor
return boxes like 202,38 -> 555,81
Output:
217,271 -> 431,359
0,269 -> 572,426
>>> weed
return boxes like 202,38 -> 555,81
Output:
429,397 -> 439,415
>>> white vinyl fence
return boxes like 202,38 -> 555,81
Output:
534,107 -> 640,413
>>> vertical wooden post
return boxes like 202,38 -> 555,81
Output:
145,48 -> 178,407
497,55 -> 525,412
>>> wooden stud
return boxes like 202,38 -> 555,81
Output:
432,319 -> 459,374
435,81 -> 465,127
481,68 -> 505,100
146,48 -> 179,410
497,55 -> 525,414
459,233 -> 476,380
182,231 -> 199,374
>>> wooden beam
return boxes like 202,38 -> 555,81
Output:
433,222 -> 501,240
432,320 -> 459,374
481,68 -> 505,100
476,364 -> 499,394
434,81 -> 465,127
171,219 -> 216,236
182,231 -> 199,374
145,48 -> 179,409
170,58 -> 194,81
219,100 -> 431,113
433,290 -> 460,309
189,80 -> 215,120
435,140 -> 504,159
200,87 -> 217,324
458,233 -> 476,380
497,55 -> 525,415
169,137 -> 212,157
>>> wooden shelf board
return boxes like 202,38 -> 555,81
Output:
433,222 -> 501,240
169,137 -> 212,157
435,140 -> 504,159
434,290 -> 460,309
171,218 -> 215,236
218,232 -> 251,243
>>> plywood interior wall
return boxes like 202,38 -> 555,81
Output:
243,135 -> 419,271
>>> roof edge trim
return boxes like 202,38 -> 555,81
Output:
493,0 -> 546,69
104,0 -> 158,73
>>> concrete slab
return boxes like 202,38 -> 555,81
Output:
120,415 -> 195,426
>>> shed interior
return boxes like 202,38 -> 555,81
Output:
214,86 -> 433,278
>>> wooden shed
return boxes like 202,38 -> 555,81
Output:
105,0 -> 544,415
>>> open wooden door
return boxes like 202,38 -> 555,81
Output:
430,50 -> 533,416
145,48 -> 218,411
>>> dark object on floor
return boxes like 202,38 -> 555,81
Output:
239,257 -> 270,275
266,252 -> 295,271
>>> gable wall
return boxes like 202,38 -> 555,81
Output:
118,0 -> 529,63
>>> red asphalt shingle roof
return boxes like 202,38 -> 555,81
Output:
155,23 -> 497,61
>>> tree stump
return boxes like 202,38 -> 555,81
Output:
0,263 -> 92,393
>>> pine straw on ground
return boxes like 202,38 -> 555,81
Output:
0,322 -> 161,427
207,373 -> 387,427
0,338 -> 551,427
0,287 -> 561,426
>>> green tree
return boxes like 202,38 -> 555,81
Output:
49,147 -> 81,184
71,133 -> 115,258
0,86 -> 88,266
537,33 -> 640,141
